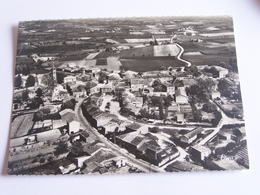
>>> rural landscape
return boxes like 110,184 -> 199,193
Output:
8,16 -> 249,175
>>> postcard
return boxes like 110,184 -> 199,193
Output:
8,16 -> 249,175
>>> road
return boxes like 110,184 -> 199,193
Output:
175,43 -> 192,67
198,101 -> 245,145
74,99 -> 165,173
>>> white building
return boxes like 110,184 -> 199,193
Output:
64,76 -> 77,84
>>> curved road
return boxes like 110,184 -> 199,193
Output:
75,99 -> 164,173
175,43 -> 192,67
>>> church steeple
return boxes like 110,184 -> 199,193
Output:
51,61 -> 57,86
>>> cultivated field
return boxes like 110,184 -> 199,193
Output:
200,32 -> 234,37
154,45 -> 180,56
125,38 -> 153,43
120,58 -> 185,72
119,46 -> 154,58
11,114 -> 34,138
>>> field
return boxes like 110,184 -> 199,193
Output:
119,46 -> 154,58
11,114 -> 35,138
200,32 -> 234,37
96,58 -> 107,65
183,54 -> 236,66
120,58 -> 185,72
154,45 -> 180,56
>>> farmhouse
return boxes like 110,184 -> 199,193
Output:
214,66 -> 229,78
180,127 -> 204,144
116,132 -> 179,166
190,144 -> 211,161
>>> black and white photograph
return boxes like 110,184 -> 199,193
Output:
8,16 -> 249,175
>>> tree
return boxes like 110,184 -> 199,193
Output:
163,95 -> 173,118
54,141 -> 69,156
98,71 -> 108,83
57,72 -> 66,84
226,142 -> 236,152
202,102 -> 217,113
139,108 -> 149,118
158,97 -> 164,120
217,78 -> 234,98
211,111 -> 222,126
35,60 -> 43,69
193,110 -> 202,122
22,90 -> 29,101
189,78 -> 215,103
61,99 -> 76,110
41,74 -> 54,87
69,141 -> 84,157
36,88 -> 43,97
14,74 -> 22,89
66,84 -> 73,96
28,97 -> 44,109
25,75 -> 35,88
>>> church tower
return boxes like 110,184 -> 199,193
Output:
51,62 -> 57,86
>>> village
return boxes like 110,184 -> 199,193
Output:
8,17 -> 248,175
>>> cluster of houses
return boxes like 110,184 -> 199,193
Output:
82,98 -> 181,167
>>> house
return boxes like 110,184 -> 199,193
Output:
211,90 -> 221,99
59,162 -> 77,174
116,132 -> 179,166
107,73 -> 122,84
190,144 -> 211,161
175,87 -> 188,104
81,148 -> 117,174
68,120 -> 80,134
125,123 -> 149,134
176,111 -> 184,123
33,120 -> 53,132
64,76 -> 76,84
59,109 -> 80,134
59,109 -> 76,122
162,82 -> 175,95
124,70 -> 138,79
71,85 -> 87,98
130,78 -> 149,92
131,96 -> 143,108
100,82 -> 113,93
158,72 -> 173,82
180,127 -> 204,144
214,66 -> 229,78
52,84 -> 69,101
